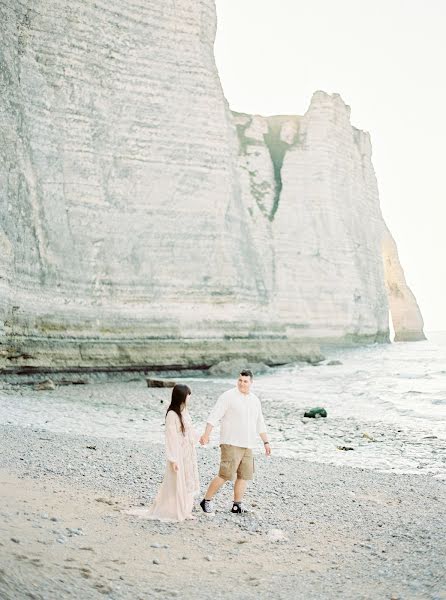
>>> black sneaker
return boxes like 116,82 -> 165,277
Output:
231,502 -> 249,514
200,498 -> 214,514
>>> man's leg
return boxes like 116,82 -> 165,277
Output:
200,445 -> 234,513
231,449 -> 253,513
206,444 -> 233,499
204,475 -> 226,500
233,477 -> 248,503
200,475 -> 227,513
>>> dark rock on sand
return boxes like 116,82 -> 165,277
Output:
304,407 -> 328,418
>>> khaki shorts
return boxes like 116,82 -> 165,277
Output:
218,444 -> 254,481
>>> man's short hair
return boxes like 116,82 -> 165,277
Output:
239,369 -> 253,380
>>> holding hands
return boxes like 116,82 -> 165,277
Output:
199,423 -> 212,446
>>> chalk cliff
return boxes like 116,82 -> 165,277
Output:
234,96 -> 425,346
0,0 -> 425,372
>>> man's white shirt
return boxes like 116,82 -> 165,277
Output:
207,387 -> 267,448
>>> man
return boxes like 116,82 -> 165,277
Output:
199,369 -> 271,514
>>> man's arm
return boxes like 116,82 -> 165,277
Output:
200,394 -> 228,445
259,431 -> 271,456
199,423 -> 214,445
257,403 -> 271,455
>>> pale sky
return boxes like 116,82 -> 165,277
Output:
214,0 -> 446,332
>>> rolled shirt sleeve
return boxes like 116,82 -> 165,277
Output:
207,393 -> 229,426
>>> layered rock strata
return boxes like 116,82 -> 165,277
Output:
233,95 -> 425,345
0,0 -> 424,372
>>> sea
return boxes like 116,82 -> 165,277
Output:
254,330 -> 446,480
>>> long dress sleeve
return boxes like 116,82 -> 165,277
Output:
165,411 -> 180,463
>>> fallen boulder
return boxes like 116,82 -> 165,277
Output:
146,378 -> 176,388
34,379 -> 56,391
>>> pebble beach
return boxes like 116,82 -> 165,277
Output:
1,370 -> 446,600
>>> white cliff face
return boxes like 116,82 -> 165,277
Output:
0,0 -> 269,370
1,0 -> 257,307
273,93 -> 383,338
234,92 -> 424,344
0,2 -> 424,371
233,92 -> 424,344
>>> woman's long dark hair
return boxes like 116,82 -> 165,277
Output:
166,384 -> 191,435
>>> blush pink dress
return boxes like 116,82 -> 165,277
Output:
124,409 -> 200,522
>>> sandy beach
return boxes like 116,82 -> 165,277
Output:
0,376 -> 445,600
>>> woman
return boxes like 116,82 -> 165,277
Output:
125,383 -> 200,522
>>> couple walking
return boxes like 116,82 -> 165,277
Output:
143,369 -> 270,521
